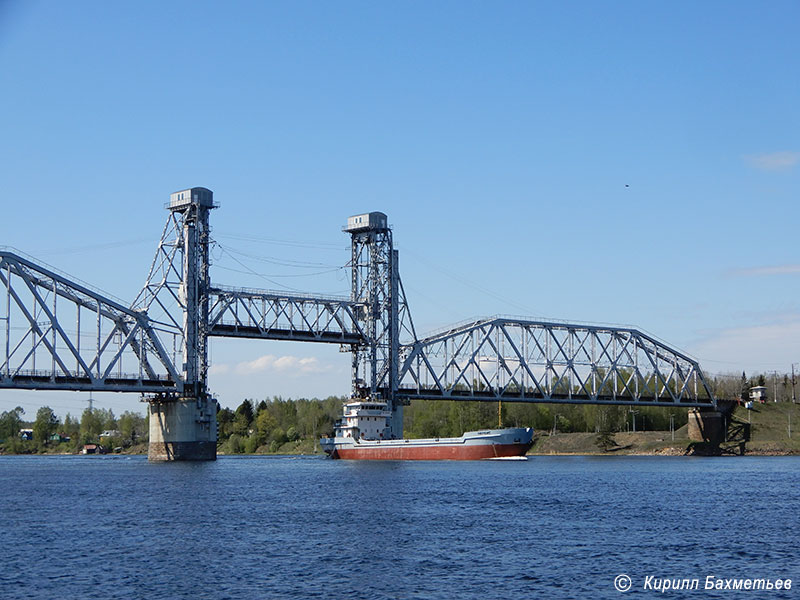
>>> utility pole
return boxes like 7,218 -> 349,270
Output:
629,409 -> 638,433
773,370 -> 779,403
669,413 -> 674,441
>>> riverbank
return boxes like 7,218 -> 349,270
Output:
4,403 -> 798,457
530,402 -> 800,456
529,431 -> 797,456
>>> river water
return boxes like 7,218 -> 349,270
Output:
1,455 -> 798,599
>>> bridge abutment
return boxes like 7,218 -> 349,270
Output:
687,408 -> 725,444
148,398 -> 217,461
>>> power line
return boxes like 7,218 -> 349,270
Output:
402,247 -> 540,316
36,237 -> 153,256
214,263 -> 343,279
212,243 -> 345,278
215,246 -> 304,292
216,244 -> 343,269
215,232 -> 345,250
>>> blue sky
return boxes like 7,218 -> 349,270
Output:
1,1 -> 799,418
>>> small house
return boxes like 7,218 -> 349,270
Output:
81,444 -> 106,455
749,386 -> 768,403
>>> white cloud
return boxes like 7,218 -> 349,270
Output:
730,264 -> 800,277
689,319 -> 800,372
745,151 -> 800,171
234,354 -> 333,376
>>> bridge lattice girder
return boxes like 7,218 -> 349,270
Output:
398,317 -> 715,407
0,251 -> 181,393
207,286 -> 365,344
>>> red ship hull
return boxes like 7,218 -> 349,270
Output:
322,428 -> 534,461
333,442 -> 530,460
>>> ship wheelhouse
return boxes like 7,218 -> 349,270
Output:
334,400 -> 393,441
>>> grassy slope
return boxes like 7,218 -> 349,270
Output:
529,402 -> 800,455
734,402 -> 800,455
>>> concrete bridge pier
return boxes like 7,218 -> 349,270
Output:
687,408 -> 725,444
148,397 -> 217,461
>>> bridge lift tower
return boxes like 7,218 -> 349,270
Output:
134,188 -> 218,460
344,211 -> 414,439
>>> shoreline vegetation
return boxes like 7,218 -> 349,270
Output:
1,397 -> 798,457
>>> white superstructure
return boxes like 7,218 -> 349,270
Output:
335,400 -> 394,441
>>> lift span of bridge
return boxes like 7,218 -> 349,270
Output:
0,187 -> 716,459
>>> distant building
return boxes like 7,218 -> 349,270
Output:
19,429 -> 33,441
749,386 -> 768,403
99,430 -> 120,439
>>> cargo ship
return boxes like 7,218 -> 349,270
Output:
320,399 -> 534,460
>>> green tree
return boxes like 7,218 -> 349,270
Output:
235,400 -> 255,425
216,407 -> 235,439
80,408 -> 103,443
244,434 -> 262,453
297,400 -> 324,439
232,400 -> 254,436
270,397 -> 297,431
269,427 -> 287,446
0,406 -> 25,441
255,409 -> 277,437
595,430 -> 617,452
100,408 -> 117,432
118,411 -> 146,446
232,412 -> 251,437
555,414 -> 571,433
33,406 -> 59,448
224,433 -> 244,454
62,413 -> 80,441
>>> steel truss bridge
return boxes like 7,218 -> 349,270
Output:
397,317 -> 711,406
0,187 -> 716,440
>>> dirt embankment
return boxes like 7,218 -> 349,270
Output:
528,403 -> 800,456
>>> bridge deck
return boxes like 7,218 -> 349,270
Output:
396,388 -> 714,407
209,324 -> 361,344
0,374 -> 177,393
